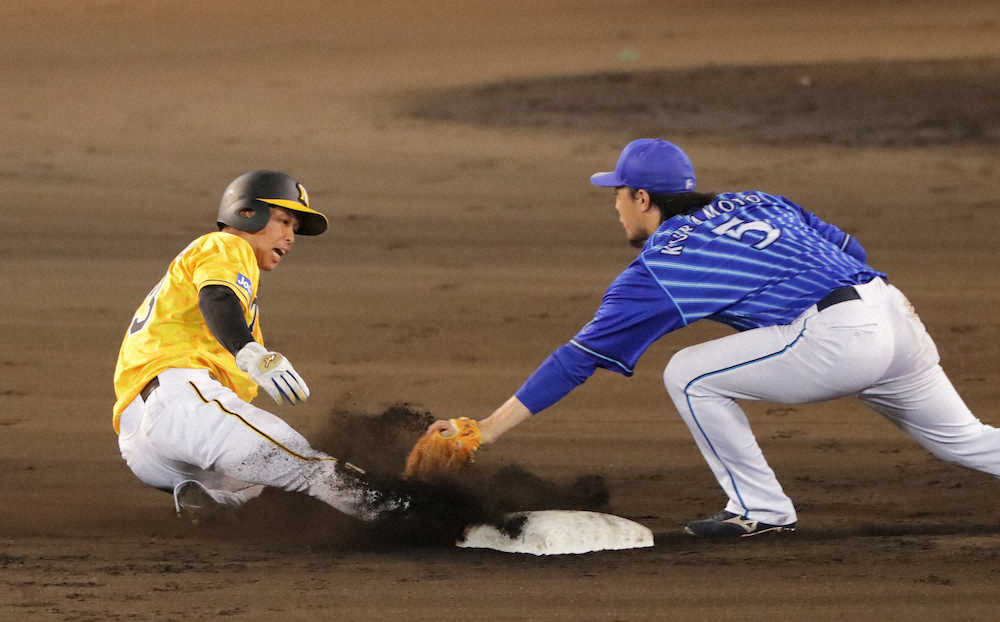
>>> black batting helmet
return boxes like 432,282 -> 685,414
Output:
217,170 -> 328,236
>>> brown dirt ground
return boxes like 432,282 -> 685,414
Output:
3,1 -> 1000,620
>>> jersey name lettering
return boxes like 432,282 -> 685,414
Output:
660,224 -> 695,255
689,193 -> 764,225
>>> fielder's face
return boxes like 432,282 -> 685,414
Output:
245,207 -> 299,271
614,187 -> 652,248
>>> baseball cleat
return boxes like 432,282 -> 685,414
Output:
683,510 -> 796,538
172,480 -> 235,525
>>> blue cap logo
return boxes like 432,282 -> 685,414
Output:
590,138 -> 696,194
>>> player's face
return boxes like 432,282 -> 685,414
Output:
247,207 -> 299,271
614,187 -> 650,248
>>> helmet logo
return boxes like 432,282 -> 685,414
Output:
297,183 -> 310,207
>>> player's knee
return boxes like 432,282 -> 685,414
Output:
663,349 -> 697,397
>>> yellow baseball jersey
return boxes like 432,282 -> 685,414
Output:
112,232 -> 264,433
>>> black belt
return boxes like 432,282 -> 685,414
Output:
816,285 -> 861,311
140,376 -> 160,402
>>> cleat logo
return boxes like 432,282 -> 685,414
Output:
723,516 -> 759,533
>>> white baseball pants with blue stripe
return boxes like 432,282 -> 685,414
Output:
117,368 -> 379,519
664,277 -> 1000,526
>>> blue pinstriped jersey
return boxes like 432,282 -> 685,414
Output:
569,191 -> 885,376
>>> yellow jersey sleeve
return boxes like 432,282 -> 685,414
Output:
112,232 -> 265,433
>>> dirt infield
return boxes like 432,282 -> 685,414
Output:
3,1 -> 1000,620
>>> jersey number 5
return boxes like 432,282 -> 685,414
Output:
711,217 -> 781,249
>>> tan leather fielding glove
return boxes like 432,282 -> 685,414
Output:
403,417 -> 482,481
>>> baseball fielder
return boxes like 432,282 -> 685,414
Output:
113,170 -> 404,521
421,139 -> 1000,537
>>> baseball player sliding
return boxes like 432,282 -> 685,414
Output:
113,170 -> 405,522
412,139 -> 1000,537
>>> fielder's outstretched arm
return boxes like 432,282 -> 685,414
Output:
477,395 -> 533,444
426,344 -> 599,443
430,262 -> 682,443
423,395 -> 530,446
428,343 -> 599,444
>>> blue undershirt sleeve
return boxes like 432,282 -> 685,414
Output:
515,344 -> 598,414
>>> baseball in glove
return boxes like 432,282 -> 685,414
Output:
403,417 -> 483,481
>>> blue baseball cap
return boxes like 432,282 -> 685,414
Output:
590,138 -> 696,193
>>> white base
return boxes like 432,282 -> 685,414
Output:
456,510 -> 654,555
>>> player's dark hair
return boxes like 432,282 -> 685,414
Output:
630,189 -> 718,222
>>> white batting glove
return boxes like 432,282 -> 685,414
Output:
235,342 -> 310,406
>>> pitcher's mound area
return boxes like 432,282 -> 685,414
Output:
407,58 -> 1000,147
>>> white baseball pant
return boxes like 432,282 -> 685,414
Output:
664,277 -> 1000,525
117,368 -> 383,519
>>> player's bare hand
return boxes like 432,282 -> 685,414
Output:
235,342 -> 310,406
